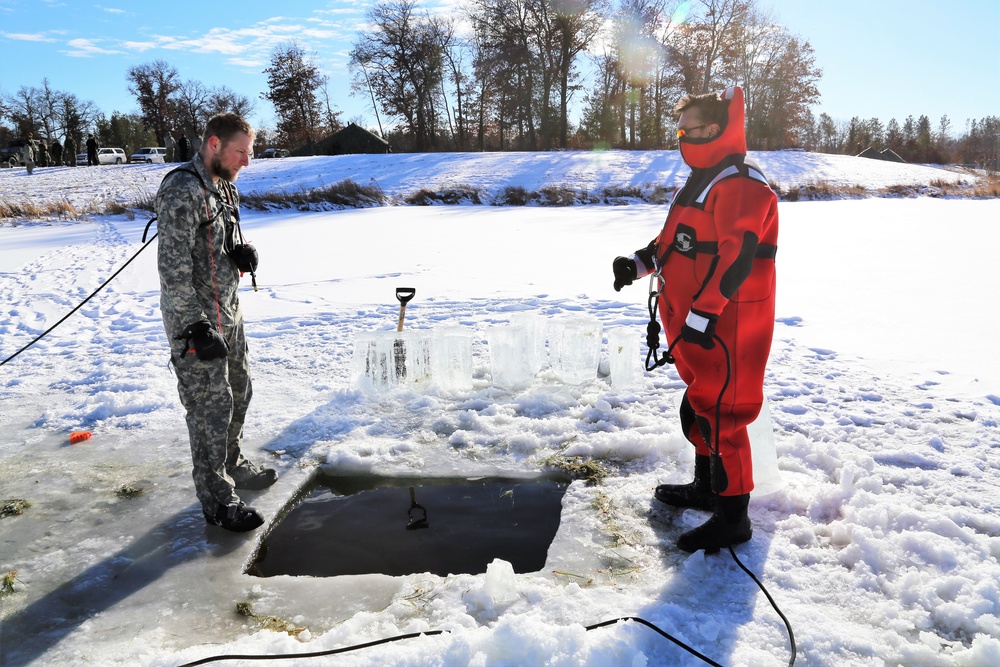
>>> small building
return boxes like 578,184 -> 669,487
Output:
857,146 -> 907,163
295,123 -> 391,156
878,148 -> 906,163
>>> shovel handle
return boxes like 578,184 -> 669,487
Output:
395,287 -> 415,332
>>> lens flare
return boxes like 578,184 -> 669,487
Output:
671,0 -> 692,25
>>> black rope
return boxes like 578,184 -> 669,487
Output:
176,630 -> 448,666
585,617 -> 724,666
175,615 -> 732,667
728,546 -> 798,667
0,228 -> 157,368
645,289 -> 678,371
708,333 -> 796,667
641,321 -> 797,666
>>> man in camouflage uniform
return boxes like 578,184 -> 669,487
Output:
64,135 -> 76,166
156,113 -> 275,533
20,136 -> 35,174
50,138 -> 63,168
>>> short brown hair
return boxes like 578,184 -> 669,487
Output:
673,92 -> 728,126
202,113 -> 255,146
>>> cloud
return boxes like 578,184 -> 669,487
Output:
100,6 -> 126,14
63,37 -> 122,57
119,19 -> 353,61
0,32 -> 57,43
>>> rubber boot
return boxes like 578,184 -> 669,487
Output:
676,493 -> 752,554
204,502 -> 264,532
654,454 -> 715,511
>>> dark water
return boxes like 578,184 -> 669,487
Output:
251,475 -> 568,578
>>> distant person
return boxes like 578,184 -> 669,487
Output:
124,144 -> 130,163
20,135 -> 35,175
612,86 -> 778,553
64,135 -> 76,166
37,141 -> 49,168
155,112 -> 274,533
178,134 -> 189,162
191,135 -> 202,154
165,133 -> 175,162
86,134 -> 99,166
50,138 -> 63,167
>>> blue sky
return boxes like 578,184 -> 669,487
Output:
0,0 -> 997,136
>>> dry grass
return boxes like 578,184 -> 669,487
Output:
543,454 -> 608,486
115,483 -> 144,499
600,185 -> 644,205
972,174 -> 1000,197
1,171 -> 995,225
235,601 -> 307,637
241,179 -> 385,211
1,499 -> 30,519
1,570 -> 22,597
0,189 -> 158,223
493,185 -> 537,206
405,184 -> 483,205
538,185 -> 578,206
776,180 -> 868,201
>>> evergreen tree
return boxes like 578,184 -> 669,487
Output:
262,42 -> 326,150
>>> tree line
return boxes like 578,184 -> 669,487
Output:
804,112 -> 999,170
0,0 -> 996,171
0,64 -> 256,159
348,0 -> 823,152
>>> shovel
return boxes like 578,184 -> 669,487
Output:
395,287 -> 416,332
393,287 -> 415,379
406,486 -> 429,530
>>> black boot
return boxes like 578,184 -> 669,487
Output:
232,460 -> 278,491
654,454 -> 715,511
676,493 -> 752,554
204,502 -> 264,532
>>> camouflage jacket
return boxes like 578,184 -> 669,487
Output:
156,153 -> 244,346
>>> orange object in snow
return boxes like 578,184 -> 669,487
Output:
69,431 -> 92,444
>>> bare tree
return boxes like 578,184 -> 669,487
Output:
469,0 -> 545,149
207,86 -> 256,120
175,79 -> 210,140
731,8 -> 820,149
5,85 -> 48,139
318,80 -> 344,136
550,0 -> 607,147
127,60 -> 181,145
350,0 -> 445,151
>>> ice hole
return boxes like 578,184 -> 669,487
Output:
249,474 -> 569,578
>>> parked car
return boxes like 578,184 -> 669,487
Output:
0,146 -> 21,167
261,148 -> 290,158
77,147 -> 127,165
130,147 -> 167,163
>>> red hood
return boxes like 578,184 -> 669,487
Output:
679,86 -> 747,169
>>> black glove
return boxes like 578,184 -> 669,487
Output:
229,243 -> 258,274
612,256 -> 637,292
177,320 -> 229,360
680,309 -> 717,350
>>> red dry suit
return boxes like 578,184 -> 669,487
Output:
639,86 -> 778,496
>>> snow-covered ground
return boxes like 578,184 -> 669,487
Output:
0,152 -> 998,666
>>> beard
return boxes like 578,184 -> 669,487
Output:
211,155 -> 241,183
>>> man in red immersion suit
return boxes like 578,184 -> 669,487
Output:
612,86 -> 778,553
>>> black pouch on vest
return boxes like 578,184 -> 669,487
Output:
229,243 -> 258,273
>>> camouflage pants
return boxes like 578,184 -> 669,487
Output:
171,318 -> 253,516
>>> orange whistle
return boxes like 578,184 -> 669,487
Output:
69,431 -> 92,444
